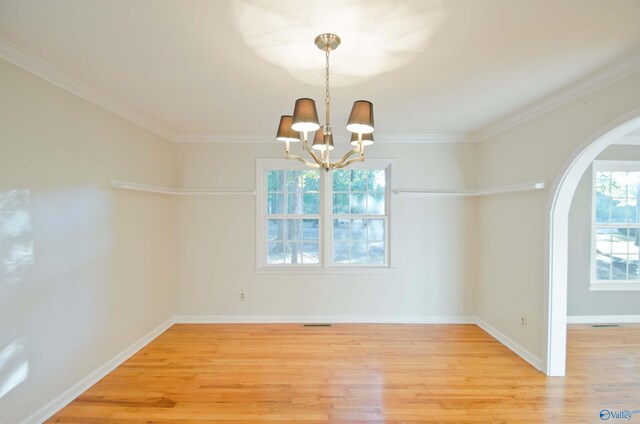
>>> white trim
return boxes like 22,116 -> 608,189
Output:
475,53 -> 640,141
545,109 -> 640,377
0,37 -> 175,142
173,315 -> 477,324
171,133 -> 474,144
394,181 -> 545,197
589,282 -> 640,291
254,266 -> 397,274
615,135 -> 640,146
20,318 -> 173,424
567,315 -> 640,324
110,179 -> 255,196
475,317 -> 543,371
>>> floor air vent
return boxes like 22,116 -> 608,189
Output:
592,324 -> 621,327
303,324 -> 332,327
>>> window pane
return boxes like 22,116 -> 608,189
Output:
303,193 -> 320,214
268,170 -> 285,192
333,193 -> 349,214
350,242 -> 368,263
333,170 -> 350,191
596,229 -> 612,256
351,219 -> 366,240
351,170 -> 367,191
350,193 -> 366,214
285,241 -> 303,264
596,255 -> 611,280
303,172 -> 320,192
368,219 -> 384,241
368,242 -> 385,264
267,242 -> 285,264
287,170 -> 303,192
628,203 -> 639,224
333,219 -> 350,240
367,193 -> 385,214
303,242 -> 320,264
333,241 -> 350,263
368,170 -> 386,193
268,219 -> 285,241
302,219 -> 319,240
287,219 -> 303,241
629,254 -> 640,279
610,198 -> 627,224
595,171 -> 611,197
267,193 -> 285,214
612,254 -> 628,280
287,192 -> 304,214
595,194 -> 610,224
611,228 -> 630,254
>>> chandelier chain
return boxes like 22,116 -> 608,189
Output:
325,47 -> 330,127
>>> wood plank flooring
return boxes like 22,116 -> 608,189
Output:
47,324 -> 640,423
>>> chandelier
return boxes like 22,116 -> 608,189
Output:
275,33 -> 375,171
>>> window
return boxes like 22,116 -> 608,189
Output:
256,159 -> 393,271
591,161 -> 640,290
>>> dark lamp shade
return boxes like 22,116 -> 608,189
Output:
291,98 -> 320,132
311,130 -> 334,151
349,132 -> 374,146
275,115 -> 301,142
345,100 -> 374,134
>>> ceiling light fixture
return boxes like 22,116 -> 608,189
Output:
275,33 -> 374,171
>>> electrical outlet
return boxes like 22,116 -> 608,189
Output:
240,292 -> 245,301
520,316 -> 527,329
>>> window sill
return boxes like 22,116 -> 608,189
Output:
255,266 -> 397,275
589,282 -> 640,291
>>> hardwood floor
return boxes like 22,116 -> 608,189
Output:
47,324 -> 640,423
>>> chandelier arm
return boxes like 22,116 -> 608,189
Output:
284,140 -> 322,168
332,154 -> 365,170
284,151 -> 322,169
302,139 -> 325,167
329,146 -> 362,169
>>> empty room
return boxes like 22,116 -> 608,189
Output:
1,0 -> 640,423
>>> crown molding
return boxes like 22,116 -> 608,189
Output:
171,132 -> 475,144
0,37 -> 176,141
615,135 -> 640,146
474,52 -> 640,142
3,35 -> 637,146
0,37 -> 474,146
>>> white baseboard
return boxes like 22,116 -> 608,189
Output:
173,315 -> 477,324
475,317 -> 543,371
20,318 -> 174,424
567,315 -> 640,324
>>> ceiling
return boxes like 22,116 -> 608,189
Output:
1,0 -> 640,143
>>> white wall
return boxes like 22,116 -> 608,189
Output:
174,142 -> 478,320
567,144 -> 640,316
476,70 -> 640,360
0,59 -> 176,423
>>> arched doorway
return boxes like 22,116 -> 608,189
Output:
546,108 -> 640,376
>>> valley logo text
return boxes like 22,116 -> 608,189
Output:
600,409 -> 640,421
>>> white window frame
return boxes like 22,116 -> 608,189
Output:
256,158 -> 395,273
590,160 -> 640,291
